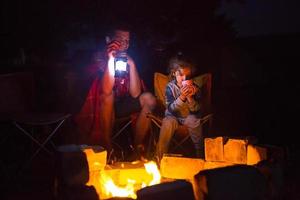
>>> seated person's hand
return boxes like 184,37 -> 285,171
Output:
182,80 -> 193,87
187,85 -> 198,97
179,85 -> 190,101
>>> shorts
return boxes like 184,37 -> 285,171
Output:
114,96 -> 141,118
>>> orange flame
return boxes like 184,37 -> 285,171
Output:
144,161 -> 161,186
87,161 -> 161,199
101,175 -> 137,199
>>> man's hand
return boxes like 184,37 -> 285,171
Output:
106,40 -> 121,76
106,40 -> 121,58
126,54 -> 135,70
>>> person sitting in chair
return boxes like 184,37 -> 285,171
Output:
156,55 -> 203,161
74,23 -> 156,161
99,24 -> 156,159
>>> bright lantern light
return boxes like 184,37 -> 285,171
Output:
108,57 -> 115,76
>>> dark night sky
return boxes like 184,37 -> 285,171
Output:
2,0 -> 299,60
1,0 -> 299,146
218,0 -> 300,37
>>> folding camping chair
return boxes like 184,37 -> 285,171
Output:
147,72 -> 213,156
111,114 -> 137,152
12,113 -> 71,163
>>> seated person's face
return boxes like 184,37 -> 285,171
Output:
113,30 -> 130,51
175,67 -> 192,86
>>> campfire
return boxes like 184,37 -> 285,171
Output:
80,136 -> 268,199
85,157 -> 161,199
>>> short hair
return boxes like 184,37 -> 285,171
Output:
168,54 -> 196,79
107,22 -> 132,37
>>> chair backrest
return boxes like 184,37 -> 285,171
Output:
0,72 -> 35,119
154,72 -> 212,114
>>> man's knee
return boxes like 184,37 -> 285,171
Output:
139,92 -> 156,110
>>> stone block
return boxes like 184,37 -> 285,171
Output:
203,161 -> 236,170
160,156 -> 205,179
247,145 -> 267,165
193,165 -> 268,200
137,180 -> 195,200
204,137 -> 224,162
224,138 -> 248,164
103,161 -> 154,186
56,145 -> 89,186
57,185 -> 99,200
81,145 -> 107,172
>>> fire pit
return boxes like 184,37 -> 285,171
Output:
86,160 -> 161,199
80,136 -> 268,199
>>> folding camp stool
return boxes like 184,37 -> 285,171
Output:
12,113 -> 71,163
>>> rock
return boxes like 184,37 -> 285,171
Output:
224,138 -> 248,164
247,145 -> 267,165
160,156 -> 205,179
204,137 -> 224,162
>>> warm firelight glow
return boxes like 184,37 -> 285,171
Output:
101,176 -> 137,199
144,161 -> 161,186
87,161 -> 161,199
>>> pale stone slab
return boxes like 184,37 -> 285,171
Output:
204,137 -> 224,162
203,161 -> 236,170
247,145 -> 267,165
160,156 -> 205,179
103,166 -> 152,186
81,145 -> 107,171
224,138 -> 247,164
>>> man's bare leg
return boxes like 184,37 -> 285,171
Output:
99,92 -> 114,152
133,92 -> 156,159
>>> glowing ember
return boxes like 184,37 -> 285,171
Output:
87,161 -> 161,199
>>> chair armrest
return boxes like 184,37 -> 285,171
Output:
146,113 -> 163,128
200,113 -> 213,124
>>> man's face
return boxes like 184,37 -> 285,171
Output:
113,30 -> 130,51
